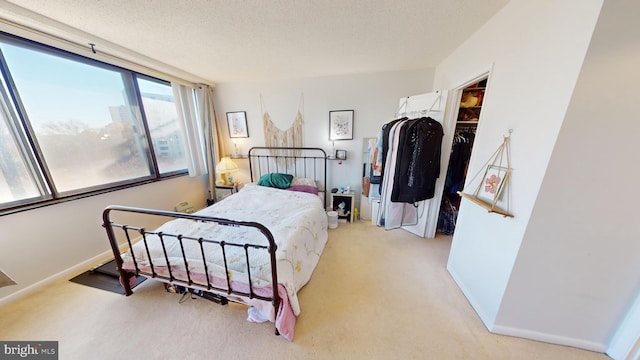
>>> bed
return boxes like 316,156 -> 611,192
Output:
102,147 -> 328,341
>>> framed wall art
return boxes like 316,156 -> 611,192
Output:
457,131 -> 514,218
335,149 -> 347,160
475,165 -> 511,205
329,110 -> 354,140
226,111 -> 249,138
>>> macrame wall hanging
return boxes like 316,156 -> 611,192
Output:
458,130 -> 514,217
262,94 -> 304,154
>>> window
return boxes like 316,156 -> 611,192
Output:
0,34 -> 189,213
136,76 -> 187,174
0,93 -> 44,205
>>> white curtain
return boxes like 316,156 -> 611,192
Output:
172,82 -> 207,176
194,84 -> 223,202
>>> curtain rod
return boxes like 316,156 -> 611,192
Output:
0,16 -> 214,88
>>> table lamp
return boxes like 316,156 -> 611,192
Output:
215,157 -> 239,185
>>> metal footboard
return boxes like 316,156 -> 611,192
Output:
102,205 -> 280,334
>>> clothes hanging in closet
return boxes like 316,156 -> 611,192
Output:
444,129 -> 475,196
376,116 -> 444,229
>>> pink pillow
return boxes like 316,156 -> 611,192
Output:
287,185 -> 319,195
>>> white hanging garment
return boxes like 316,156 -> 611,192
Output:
377,120 -> 418,229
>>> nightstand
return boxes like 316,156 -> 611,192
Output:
330,192 -> 355,223
215,184 -> 238,202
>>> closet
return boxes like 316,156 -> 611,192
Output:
437,78 -> 487,235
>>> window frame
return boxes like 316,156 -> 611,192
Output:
134,73 -> 189,178
0,32 -> 189,216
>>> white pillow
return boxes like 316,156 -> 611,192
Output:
290,176 -> 317,187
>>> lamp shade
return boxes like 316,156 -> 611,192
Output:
215,157 -> 239,173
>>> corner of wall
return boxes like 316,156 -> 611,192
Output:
446,263 -> 495,330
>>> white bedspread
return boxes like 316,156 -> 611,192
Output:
121,184 -> 328,338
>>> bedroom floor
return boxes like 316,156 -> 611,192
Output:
0,221 -> 608,360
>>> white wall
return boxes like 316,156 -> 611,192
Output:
212,69 -> 434,206
434,0 -> 603,340
0,175 -> 207,304
496,0 -> 640,354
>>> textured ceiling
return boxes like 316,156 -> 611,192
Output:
0,0 -> 508,84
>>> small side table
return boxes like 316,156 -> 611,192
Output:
215,185 -> 238,202
330,192 -> 355,223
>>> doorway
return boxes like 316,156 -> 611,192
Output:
436,76 -> 488,235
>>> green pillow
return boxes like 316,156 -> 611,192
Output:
257,173 -> 294,189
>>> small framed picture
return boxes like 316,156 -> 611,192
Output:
475,165 -> 511,205
329,110 -> 354,140
335,150 -> 347,160
226,111 -> 249,138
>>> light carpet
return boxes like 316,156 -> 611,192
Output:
0,221 -> 609,359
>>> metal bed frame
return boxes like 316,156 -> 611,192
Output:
102,147 -> 327,337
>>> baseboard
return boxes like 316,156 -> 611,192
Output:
446,264 -> 495,330
0,248 -> 117,308
491,324 -> 607,354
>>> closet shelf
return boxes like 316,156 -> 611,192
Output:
457,192 -> 514,218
